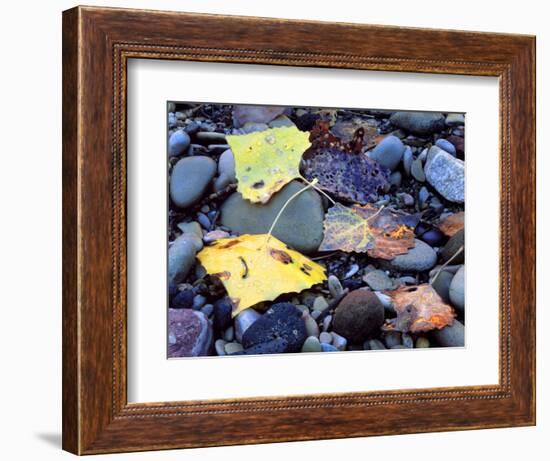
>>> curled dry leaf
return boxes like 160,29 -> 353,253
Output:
226,126 -> 311,204
383,284 -> 456,333
197,234 -> 326,317
303,120 -> 389,204
319,203 -> 418,259
438,211 -> 465,237
331,118 -> 379,150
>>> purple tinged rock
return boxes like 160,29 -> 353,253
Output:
168,309 -> 213,357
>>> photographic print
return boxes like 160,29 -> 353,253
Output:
167,103 -> 465,358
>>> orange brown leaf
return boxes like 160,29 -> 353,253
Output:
383,284 -> 456,333
438,212 -> 465,237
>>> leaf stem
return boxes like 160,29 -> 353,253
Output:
430,245 -> 465,286
366,205 -> 385,222
264,178 -> 319,247
299,175 -> 336,205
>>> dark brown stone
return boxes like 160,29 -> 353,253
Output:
333,290 -> 385,344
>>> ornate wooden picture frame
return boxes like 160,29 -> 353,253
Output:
62,6 -> 535,455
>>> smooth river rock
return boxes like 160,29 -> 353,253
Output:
390,239 -> 437,272
369,135 -> 405,171
389,111 -> 445,135
220,180 -> 325,254
168,130 -> 191,157
449,265 -> 465,313
333,290 -> 385,343
425,149 -> 465,203
170,156 -> 217,208
168,233 -> 202,284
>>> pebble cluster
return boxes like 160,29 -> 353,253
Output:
167,104 -> 465,357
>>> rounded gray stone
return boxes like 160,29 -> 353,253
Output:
214,149 -> 236,192
168,130 -> 190,157
435,138 -> 457,156
220,180 -> 325,254
301,336 -> 322,353
170,156 -> 217,208
432,320 -> 465,347
363,270 -> 394,291
369,135 -> 405,171
168,234 -> 201,284
449,265 -> 465,313
389,111 -> 445,135
390,239 -> 437,272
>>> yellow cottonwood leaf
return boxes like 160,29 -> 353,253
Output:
319,203 -> 417,259
226,126 -> 311,204
197,234 -> 326,317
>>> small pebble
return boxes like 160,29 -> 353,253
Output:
330,332 -> 348,351
319,332 -> 333,344
328,275 -> 344,298
384,331 -> 402,348
313,296 -> 329,311
225,342 -> 244,355
402,333 -> 414,348
301,336 -> 322,353
321,343 -> 339,352
192,294 -> 207,310
411,158 -> 426,182
304,314 -> 320,337
215,339 -> 227,356
435,138 -> 457,156
416,337 -> 430,348
368,339 -> 386,350
322,315 -> 332,332
310,310 -> 321,320
344,264 -> 359,279
197,212 -> 211,230
223,326 -> 235,342
203,230 -> 230,243
201,304 -> 214,317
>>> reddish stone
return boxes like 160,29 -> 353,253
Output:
168,308 -> 213,357
446,135 -> 465,159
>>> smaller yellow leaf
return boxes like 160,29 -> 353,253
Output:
226,126 -> 311,204
197,234 -> 326,317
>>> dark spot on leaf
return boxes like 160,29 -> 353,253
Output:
269,248 -> 293,264
212,270 -> 231,281
252,180 -> 265,189
238,256 -> 249,279
217,239 -> 240,249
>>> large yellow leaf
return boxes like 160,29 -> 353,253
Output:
197,234 -> 326,316
319,203 -> 417,259
226,126 -> 311,204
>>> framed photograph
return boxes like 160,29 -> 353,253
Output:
62,6 -> 536,454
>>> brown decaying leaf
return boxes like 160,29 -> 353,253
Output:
383,284 -> 456,333
319,203 -> 416,259
331,118 -> 379,151
438,212 -> 465,237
